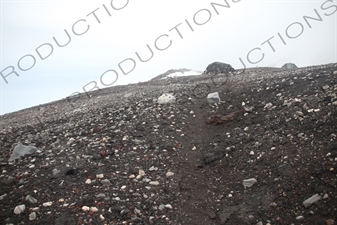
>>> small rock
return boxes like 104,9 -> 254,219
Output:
149,181 -> 160,186
264,102 -> 273,109
296,215 -> 304,220
166,172 -> 174,177
96,174 -> 104,179
100,214 -> 105,221
90,207 -> 99,212
14,204 -> 25,214
243,178 -> 257,188
165,204 -> 173,209
82,206 -> 90,211
333,70 -> 337,75
303,194 -> 321,207
43,201 -> 52,207
96,193 -> 106,198
158,204 -> 165,211
256,222 -> 263,225
26,195 -> 37,204
100,179 -> 111,186
139,170 -> 146,177
29,212 -> 36,220
85,179 -> 92,184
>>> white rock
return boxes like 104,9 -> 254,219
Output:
296,215 -> 304,220
90,207 -> 99,212
100,214 -> 105,221
96,174 -> 104,179
85,179 -> 92,184
207,92 -> 221,104
43,201 -> 52,207
264,102 -> 273,109
166,172 -> 174,177
243,178 -> 257,188
149,181 -> 160,186
14,204 -> 25,214
165,204 -> 173,209
157,93 -> 176,104
192,146 -> 197,151
303,194 -> 321,207
139,169 -> 146,176
82,206 -> 90,211
29,212 -> 36,220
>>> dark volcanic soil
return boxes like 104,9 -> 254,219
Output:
0,63 -> 337,225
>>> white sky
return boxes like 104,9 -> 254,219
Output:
0,0 -> 336,115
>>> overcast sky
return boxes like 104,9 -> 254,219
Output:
0,0 -> 336,115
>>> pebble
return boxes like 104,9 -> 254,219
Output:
43,201 -> 52,207
139,170 -> 146,177
149,181 -> 160,186
243,178 -> 257,188
90,207 -> 99,212
303,194 -> 321,207
256,222 -> 263,225
165,204 -> 173,209
100,214 -> 105,221
14,204 -> 25,214
0,193 -> 7,200
82,206 -> 90,211
96,174 -> 104,179
296,215 -> 304,220
101,179 -> 111,186
29,212 -> 36,220
26,195 -> 38,204
85,179 -> 92,184
129,174 -> 136,179
158,204 -> 165,210
166,172 -> 174,177
192,146 -> 196,151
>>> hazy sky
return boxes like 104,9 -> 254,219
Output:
0,0 -> 336,115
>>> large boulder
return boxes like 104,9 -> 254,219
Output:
207,92 -> 221,104
204,62 -> 235,75
157,93 -> 176,104
9,144 -> 37,161
281,63 -> 298,70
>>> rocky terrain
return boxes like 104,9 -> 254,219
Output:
0,62 -> 336,225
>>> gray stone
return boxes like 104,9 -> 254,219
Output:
333,71 -> 337,75
26,195 -> 37,204
207,92 -> 221,104
29,212 -> 36,220
100,179 -> 111,186
243,178 -> 257,188
303,194 -> 321,207
13,204 -> 25,214
281,63 -> 298,70
158,204 -> 165,210
9,144 -> 37,161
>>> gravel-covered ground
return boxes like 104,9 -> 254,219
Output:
0,63 -> 337,225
